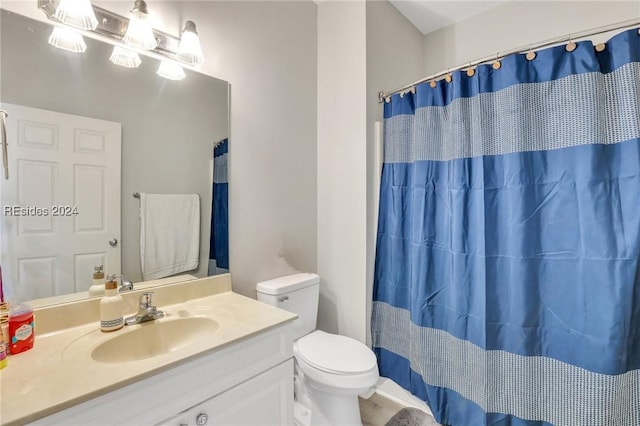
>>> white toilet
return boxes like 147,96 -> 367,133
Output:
256,273 -> 379,426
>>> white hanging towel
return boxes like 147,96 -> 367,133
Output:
139,193 -> 200,281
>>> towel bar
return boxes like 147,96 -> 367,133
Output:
133,192 -> 200,199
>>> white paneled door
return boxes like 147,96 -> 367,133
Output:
1,103 -> 121,302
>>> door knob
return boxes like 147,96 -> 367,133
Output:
109,238 -> 118,247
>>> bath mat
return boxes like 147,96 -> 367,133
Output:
384,407 -> 441,426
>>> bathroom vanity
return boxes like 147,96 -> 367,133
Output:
0,275 -> 296,426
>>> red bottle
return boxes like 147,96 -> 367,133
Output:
8,303 -> 34,354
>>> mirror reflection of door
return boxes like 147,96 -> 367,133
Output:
1,103 -> 121,302
1,9 -> 229,303
208,138 -> 228,276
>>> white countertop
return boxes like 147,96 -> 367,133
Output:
0,276 -> 296,425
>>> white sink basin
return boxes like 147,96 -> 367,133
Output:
90,317 -> 219,363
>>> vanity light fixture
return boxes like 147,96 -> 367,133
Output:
177,21 -> 204,66
39,0 -> 205,79
48,26 -> 87,53
123,0 -> 158,51
109,46 -> 142,68
157,60 -> 186,80
52,0 -> 97,30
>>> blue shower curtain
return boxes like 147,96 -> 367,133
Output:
372,28 -> 640,426
209,139 -> 229,274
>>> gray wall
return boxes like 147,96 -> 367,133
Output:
0,10 -> 229,283
170,1 -> 319,298
317,0 -> 367,341
421,1 -> 640,75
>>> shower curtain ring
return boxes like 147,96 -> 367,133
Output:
492,53 -> 502,70
526,45 -> 536,61
566,34 -> 577,52
466,63 -> 475,77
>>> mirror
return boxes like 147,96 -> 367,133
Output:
0,9 -> 230,305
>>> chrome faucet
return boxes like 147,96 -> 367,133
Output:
125,292 -> 165,325
119,275 -> 134,292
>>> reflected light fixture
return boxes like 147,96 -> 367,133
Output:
48,26 -> 87,53
123,0 -> 158,51
177,21 -> 204,66
157,60 -> 186,80
109,46 -> 142,68
53,0 -> 98,30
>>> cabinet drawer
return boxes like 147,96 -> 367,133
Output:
158,359 -> 293,426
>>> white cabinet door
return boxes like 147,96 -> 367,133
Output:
0,103 -> 121,301
29,323 -> 293,426
158,359 -> 294,426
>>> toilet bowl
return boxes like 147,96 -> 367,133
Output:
256,273 -> 379,426
294,331 -> 378,425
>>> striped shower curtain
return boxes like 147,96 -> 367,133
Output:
372,28 -> 640,425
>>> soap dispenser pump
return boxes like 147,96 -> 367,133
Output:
89,265 -> 106,297
100,274 -> 123,332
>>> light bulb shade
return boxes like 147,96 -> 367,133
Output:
123,2 -> 157,51
48,27 -> 87,53
177,21 -> 204,66
53,0 -> 98,30
157,60 -> 186,80
109,46 -> 142,68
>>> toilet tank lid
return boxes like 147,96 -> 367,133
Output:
256,273 -> 319,295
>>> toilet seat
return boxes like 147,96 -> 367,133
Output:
295,330 -> 377,375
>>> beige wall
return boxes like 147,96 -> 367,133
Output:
316,0 -> 425,344
317,0 -> 368,342
365,0 -> 425,345
175,1 -> 318,298
422,1 -> 640,75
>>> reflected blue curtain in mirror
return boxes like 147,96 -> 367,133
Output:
372,28 -> 640,426
209,139 -> 229,275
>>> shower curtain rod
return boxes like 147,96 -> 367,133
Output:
378,18 -> 640,102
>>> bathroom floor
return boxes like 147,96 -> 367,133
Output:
359,393 -> 440,426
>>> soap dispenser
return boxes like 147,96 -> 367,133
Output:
89,265 -> 106,297
100,274 -> 123,332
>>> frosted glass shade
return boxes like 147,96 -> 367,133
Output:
177,21 -> 204,66
48,27 -> 87,53
123,10 -> 157,51
157,61 -> 186,80
109,46 -> 142,68
53,0 -> 98,30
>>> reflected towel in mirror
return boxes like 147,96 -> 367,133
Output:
139,193 -> 200,281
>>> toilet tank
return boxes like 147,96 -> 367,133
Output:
256,273 -> 319,340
